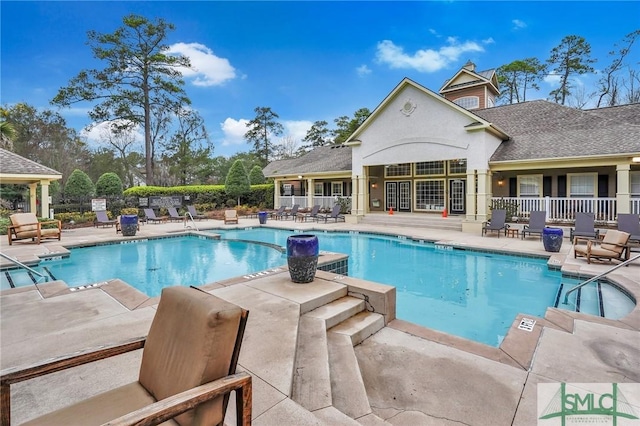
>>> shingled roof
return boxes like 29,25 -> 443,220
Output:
0,148 -> 62,176
263,145 -> 352,177
474,101 -> 640,162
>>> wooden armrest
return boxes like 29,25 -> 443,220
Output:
103,372 -> 252,426
1,337 -> 145,386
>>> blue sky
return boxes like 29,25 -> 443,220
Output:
2,1 -> 639,158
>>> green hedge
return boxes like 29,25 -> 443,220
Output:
123,184 -> 274,210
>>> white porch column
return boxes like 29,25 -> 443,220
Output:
273,178 -> 281,208
465,170 -> 476,221
307,178 -> 314,207
476,169 -> 491,222
40,180 -> 51,218
616,163 -> 631,214
28,183 -> 38,215
351,169 -> 366,218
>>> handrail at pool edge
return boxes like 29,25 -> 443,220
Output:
0,252 -> 49,283
562,253 -> 640,305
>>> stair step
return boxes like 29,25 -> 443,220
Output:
291,316 -> 332,411
304,296 -> 365,329
314,406 -> 361,425
327,332 -> 371,419
577,284 -> 602,317
329,311 -> 385,346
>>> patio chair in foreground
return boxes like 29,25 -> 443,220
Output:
0,286 -> 251,426
167,207 -> 185,223
224,209 -> 239,224
7,213 -> 62,245
570,212 -> 599,242
143,208 -> 166,224
316,204 -> 345,223
521,210 -> 546,240
617,213 -> 640,244
94,210 -> 117,228
482,209 -> 508,237
574,230 -> 630,264
187,205 -> 207,220
298,204 -> 321,222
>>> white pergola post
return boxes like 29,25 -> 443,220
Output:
40,180 -> 51,218
616,163 -> 631,214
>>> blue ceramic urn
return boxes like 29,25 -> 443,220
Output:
286,234 -> 319,283
542,227 -> 563,252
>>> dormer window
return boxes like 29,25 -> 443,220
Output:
453,96 -> 479,110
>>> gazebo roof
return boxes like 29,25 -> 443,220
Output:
0,148 -> 62,184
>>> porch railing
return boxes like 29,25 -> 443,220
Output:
277,196 -> 349,210
491,196 -> 618,223
631,198 -> 640,214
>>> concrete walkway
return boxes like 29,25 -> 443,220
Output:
1,216 -> 639,425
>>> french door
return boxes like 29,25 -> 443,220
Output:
449,179 -> 466,214
386,181 -> 412,212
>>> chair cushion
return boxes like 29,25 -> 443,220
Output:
10,213 -> 39,232
139,287 -> 243,426
21,382 -> 176,426
600,230 -> 629,254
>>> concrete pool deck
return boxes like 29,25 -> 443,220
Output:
1,216 -> 639,425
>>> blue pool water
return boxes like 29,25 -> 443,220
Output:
37,236 -> 285,297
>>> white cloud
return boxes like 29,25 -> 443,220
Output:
167,42 -> 236,87
375,38 -> 484,73
512,19 -> 527,30
482,37 -> 495,45
356,64 -> 372,76
220,117 -> 249,146
81,120 -> 144,147
283,120 -> 313,143
543,74 -> 561,85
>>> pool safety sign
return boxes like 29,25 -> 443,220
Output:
518,317 -> 536,332
538,383 -> 640,425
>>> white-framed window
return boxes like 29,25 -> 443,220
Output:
448,159 -> 467,175
331,181 -> 343,196
453,96 -> 479,110
415,161 -> 444,176
631,172 -> 640,197
314,183 -> 324,196
517,175 -> 542,197
384,163 -> 411,177
568,173 -> 596,198
415,179 -> 445,211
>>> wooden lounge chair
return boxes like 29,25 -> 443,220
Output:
298,205 -> 321,222
574,230 -> 630,264
0,286 -> 251,426
224,209 -> 239,224
316,205 -> 345,223
7,213 -> 61,245
521,210 -> 546,240
143,208 -> 166,224
482,209 -> 509,237
570,212 -> 599,242
167,207 -> 184,223
617,213 -> 640,244
94,210 -> 116,228
187,205 -> 207,221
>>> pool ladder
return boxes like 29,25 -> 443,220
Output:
0,252 -> 49,288
184,212 -> 199,231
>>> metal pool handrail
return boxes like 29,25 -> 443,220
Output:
184,211 -> 199,231
562,253 -> 640,305
0,252 -> 49,283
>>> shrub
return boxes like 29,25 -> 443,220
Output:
95,172 -> 124,198
225,160 -> 250,204
64,169 -> 95,202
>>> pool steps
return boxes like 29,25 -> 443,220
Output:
555,281 -> 634,319
292,295 -> 388,423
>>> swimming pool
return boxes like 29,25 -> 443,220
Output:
4,228 -> 633,347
